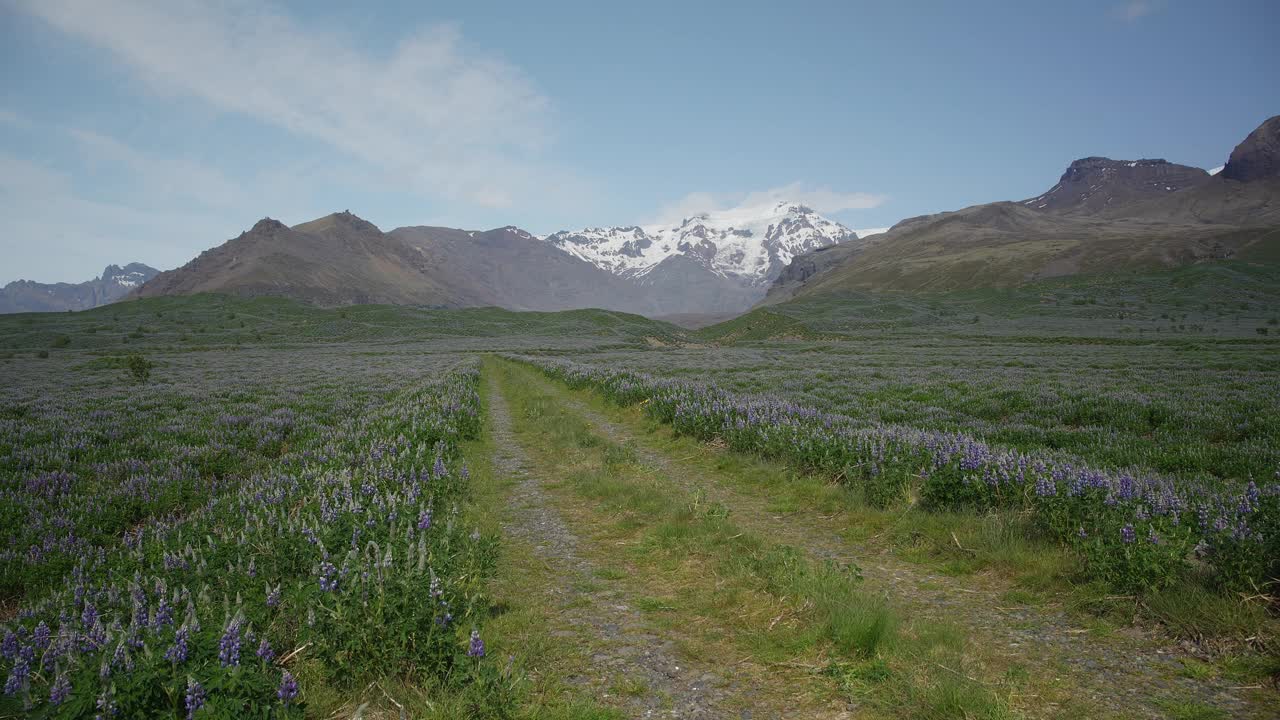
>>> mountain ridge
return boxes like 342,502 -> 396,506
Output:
0,262 -> 159,314
763,115 -> 1280,302
544,201 -> 859,286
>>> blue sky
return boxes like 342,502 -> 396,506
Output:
1,0 -> 1277,283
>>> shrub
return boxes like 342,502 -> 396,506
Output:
126,353 -> 153,383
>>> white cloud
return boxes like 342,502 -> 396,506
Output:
0,151 -> 246,282
16,0 -> 558,209
68,128 -> 252,210
649,183 -> 888,226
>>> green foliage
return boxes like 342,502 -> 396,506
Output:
126,353 -> 153,382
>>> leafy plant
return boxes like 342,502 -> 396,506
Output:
126,353 -> 153,383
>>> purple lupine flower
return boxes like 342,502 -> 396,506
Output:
257,638 -> 275,663
81,603 -> 98,630
185,677 -> 205,719
417,509 -> 432,530
49,671 -> 71,706
95,688 -> 117,719
33,622 -> 50,651
466,629 -> 485,658
4,656 -> 29,696
165,627 -> 190,664
1147,527 -> 1162,545
1,630 -> 16,660
218,619 -> 242,667
1120,524 -> 1136,544
154,598 -> 174,630
277,670 -> 298,704
1077,526 -> 1088,539
318,561 -> 339,592
266,585 -> 281,608
1034,474 -> 1055,497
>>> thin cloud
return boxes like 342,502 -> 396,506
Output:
0,151 -> 251,282
67,128 -> 251,210
16,0 -> 558,209
650,184 -> 888,227
1113,1 -> 1159,21
0,108 -> 32,129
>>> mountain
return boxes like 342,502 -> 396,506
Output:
765,116 -> 1280,301
1222,115 -> 1280,182
390,224 -> 778,315
1021,157 -> 1211,214
387,225 -> 637,312
134,211 -> 463,307
0,263 -> 159,314
544,201 -> 860,310
131,202 -> 863,315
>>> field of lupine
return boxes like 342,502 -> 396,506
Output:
2,274 -> 1278,717
510,337 -> 1280,596
0,341 -> 514,717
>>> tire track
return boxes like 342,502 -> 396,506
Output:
487,376 -> 770,719
535,377 -> 1273,720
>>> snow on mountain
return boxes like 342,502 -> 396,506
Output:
543,201 -> 858,286
103,263 -> 158,289
854,227 -> 891,238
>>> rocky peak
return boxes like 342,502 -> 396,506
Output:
327,210 -> 381,233
250,218 -> 288,234
494,225 -> 538,240
1023,156 -> 1209,213
1221,115 -> 1280,182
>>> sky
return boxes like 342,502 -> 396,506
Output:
1,0 -> 1277,284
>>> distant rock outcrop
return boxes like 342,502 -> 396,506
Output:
0,263 -> 159,313
1222,115 -> 1280,182
1022,158 -> 1210,214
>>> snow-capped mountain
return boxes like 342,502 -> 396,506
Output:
544,201 -> 859,287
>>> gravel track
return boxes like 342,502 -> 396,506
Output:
542,384 -> 1274,720
488,379 -> 789,719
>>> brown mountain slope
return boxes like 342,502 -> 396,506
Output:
388,225 -> 642,312
136,211 -> 468,307
1023,157 -> 1211,214
389,225 -> 766,315
766,116 -> 1280,300
1222,115 -> 1280,182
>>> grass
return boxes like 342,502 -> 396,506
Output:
493,358 -> 1016,719
441,369 -> 625,720
0,293 -> 688,353
506,357 -> 1280,703
2,263 -> 1277,717
1153,698 -> 1230,720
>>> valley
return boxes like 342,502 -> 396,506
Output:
1,270 -> 1276,718
3,4 -> 1277,717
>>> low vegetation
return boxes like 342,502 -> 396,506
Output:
0,270 -> 1276,717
